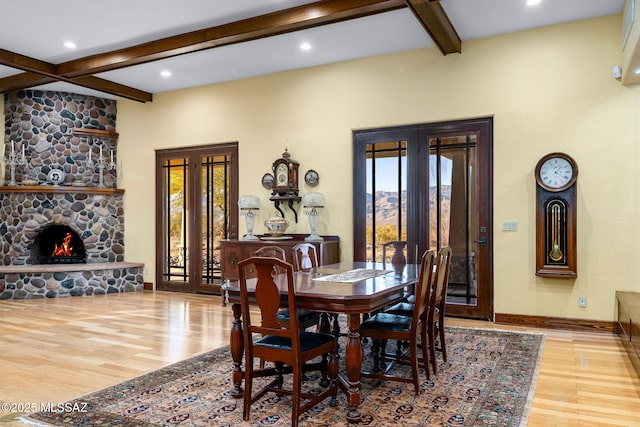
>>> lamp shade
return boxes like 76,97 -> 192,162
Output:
238,195 -> 260,209
301,192 -> 325,207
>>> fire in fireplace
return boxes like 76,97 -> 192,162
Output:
31,225 -> 87,264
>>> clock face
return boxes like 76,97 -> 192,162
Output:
539,157 -> 574,190
276,163 -> 288,186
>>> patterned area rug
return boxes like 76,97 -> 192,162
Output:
27,325 -> 544,426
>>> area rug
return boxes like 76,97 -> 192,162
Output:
26,325 -> 544,426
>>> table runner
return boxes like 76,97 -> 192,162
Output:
312,268 -> 391,283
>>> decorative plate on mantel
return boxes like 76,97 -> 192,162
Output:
47,168 -> 65,185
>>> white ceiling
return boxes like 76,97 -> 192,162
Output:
0,0 -> 624,100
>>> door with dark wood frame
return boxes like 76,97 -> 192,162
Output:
155,143 -> 238,294
353,118 -> 493,320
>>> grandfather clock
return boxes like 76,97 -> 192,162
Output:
534,152 -> 578,278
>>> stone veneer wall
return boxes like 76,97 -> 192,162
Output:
0,191 -> 124,266
0,265 -> 144,300
3,91 -> 117,187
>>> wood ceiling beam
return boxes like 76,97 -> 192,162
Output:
0,48 -> 153,102
0,0 -> 460,102
56,0 -> 407,77
404,0 -> 461,55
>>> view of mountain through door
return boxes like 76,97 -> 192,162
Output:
155,143 -> 238,294
353,118 -> 493,320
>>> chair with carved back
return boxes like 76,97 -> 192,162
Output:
291,243 -> 339,339
426,246 -> 452,374
358,249 -> 436,393
238,256 -> 339,426
253,245 -> 287,267
291,242 -> 318,272
253,245 -> 320,332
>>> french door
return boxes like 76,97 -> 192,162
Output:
353,118 -> 493,320
155,143 -> 238,294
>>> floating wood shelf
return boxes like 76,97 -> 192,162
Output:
0,185 -> 124,195
72,127 -> 119,139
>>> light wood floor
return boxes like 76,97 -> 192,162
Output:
1,291 -> 639,426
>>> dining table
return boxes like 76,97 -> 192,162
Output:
224,261 -> 419,423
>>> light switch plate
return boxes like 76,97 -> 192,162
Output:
502,220 -> 518,231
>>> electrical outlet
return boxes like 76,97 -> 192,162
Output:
578,296 -> 587,308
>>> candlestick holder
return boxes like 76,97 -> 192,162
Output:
2,145 -> 27,186
87,142 -> 116,188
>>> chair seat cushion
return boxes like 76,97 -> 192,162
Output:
359,312 -> 412,332
276,309 -> 319,324
384,302 -> 415,317
256,331 -> 335,352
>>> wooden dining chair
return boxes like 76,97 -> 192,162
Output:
358,249 -> 436,394
427,246 -> 452,374
253,245 -> 287,269
291,242 -> 318,271
253,245 -> 320,332
291,243 -> 340,340
238,256 -> 339,426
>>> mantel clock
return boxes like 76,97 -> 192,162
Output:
269,148 -> 301,222
271,148 -> 299,196
534,152 -> 578,278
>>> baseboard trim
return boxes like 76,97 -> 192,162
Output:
495,313 -> 617,334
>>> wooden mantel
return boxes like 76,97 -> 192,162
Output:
0,185 -> 124,195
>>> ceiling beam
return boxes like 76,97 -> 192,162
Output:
0,49 -> 153,102
0,0 -> 460,102
404,0 -> 461,55
56,0 -> 408,77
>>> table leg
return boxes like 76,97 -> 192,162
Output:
230,302 -> 244,398
344,313 -> 363,422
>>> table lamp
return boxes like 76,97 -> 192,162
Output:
238,195 -> 260,240
302,192 -> 325,242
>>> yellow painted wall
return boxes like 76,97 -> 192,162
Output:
118,14 -> 640,321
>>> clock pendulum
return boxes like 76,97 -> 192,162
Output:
548,202 -> 564,262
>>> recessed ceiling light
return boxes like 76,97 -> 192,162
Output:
160,70 -> 172,78
634,68 -> 640,74
64,41 -> 77,49
300,42 -> 312,51
526,0 -> 541,5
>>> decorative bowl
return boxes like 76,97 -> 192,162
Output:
264,215 -> 289,237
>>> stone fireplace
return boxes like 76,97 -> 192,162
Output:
0,187 -> 143,300
0,91 -> 143,300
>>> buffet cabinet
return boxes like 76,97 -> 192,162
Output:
219,235 -> 340,281
617,291 -> 640,377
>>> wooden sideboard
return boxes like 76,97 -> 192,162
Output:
616,291 -> 640,377
219,235 -> 340,281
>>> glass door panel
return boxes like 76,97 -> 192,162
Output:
429,134 -> 478,306
162,157 -> 189,284
198,154 -> 231,293
365,141 -> 407,262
